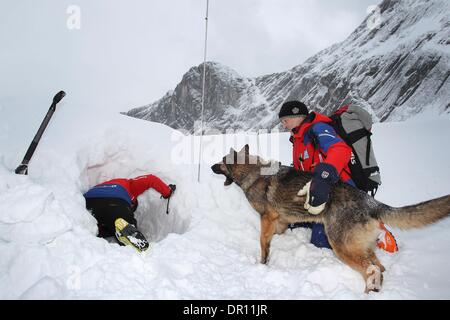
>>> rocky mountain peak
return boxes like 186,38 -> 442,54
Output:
124,0 -> 450,134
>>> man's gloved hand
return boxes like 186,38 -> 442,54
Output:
298,181 -> 319,214
297,163 -> 339,215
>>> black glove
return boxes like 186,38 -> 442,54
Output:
162,184 -> 176,199
309,162 -> 339,208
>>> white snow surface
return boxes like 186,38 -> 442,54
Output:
0,110 -> 450,300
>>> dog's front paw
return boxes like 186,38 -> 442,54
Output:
365,265 -> 383,293
260,250 -> 270,264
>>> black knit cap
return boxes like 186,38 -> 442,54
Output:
278,101 -> 309,119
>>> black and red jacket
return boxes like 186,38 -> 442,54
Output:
291,112 -> 353,183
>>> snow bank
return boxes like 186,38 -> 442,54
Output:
0,111 -> 449,299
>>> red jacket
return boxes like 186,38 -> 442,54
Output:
291,112 -> 352,182
101,175 -> 172,202
84,174 -> 172,205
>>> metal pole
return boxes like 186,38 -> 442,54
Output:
197,0 -> 209,183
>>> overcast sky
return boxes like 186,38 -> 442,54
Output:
0,0 -> 379,116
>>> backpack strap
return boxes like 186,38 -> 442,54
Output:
346,128 -> 372,166
306,127 -> 318,165
345,128 -> 371,144
366,136 -> 371,166
306,124 -> 324,166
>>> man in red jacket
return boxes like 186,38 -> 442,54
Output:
84,174 -> 176,252
279,100 -> 397,252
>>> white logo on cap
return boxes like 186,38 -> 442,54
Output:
321,171 -> 329,179
292,107 -> 299,114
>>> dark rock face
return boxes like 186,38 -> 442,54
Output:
124,0 -> 450,134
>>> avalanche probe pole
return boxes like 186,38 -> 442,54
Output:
15,91 -> 66,175
197,0 -> 209,183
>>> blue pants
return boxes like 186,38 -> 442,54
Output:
290,222 -> 332,249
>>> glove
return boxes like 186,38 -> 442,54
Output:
298,163 -> 339,215
162,184 -> 176,199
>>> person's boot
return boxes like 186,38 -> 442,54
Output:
114,218 -> 149,252
376,222 -> 398,253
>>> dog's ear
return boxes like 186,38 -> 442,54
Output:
225,148 -> 238,164
244,144 -> 249,155
235,144 -> 250,164
238,144 -> 249,154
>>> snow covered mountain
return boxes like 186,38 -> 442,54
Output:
123,0 -> 450,133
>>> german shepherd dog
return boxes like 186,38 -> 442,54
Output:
211,145 -> 450,293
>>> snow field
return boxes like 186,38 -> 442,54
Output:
0,112 -> 449,299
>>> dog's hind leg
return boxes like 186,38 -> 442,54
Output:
260,208 -> 279,264
368,249 -> 385,273
331,245 -> 383,293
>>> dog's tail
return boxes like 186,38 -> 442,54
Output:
379,194 -> 450,230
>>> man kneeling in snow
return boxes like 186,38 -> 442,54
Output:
83,174 -> 176,252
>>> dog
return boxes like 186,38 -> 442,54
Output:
211,144 -> 450,293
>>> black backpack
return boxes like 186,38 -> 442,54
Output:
309,104 -> 381,196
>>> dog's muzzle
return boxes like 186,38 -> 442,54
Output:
211,164 -> 222,174
211,164 -> 234,186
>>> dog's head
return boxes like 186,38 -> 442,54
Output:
211,144 -> 254,186
211,144 -> 272,186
